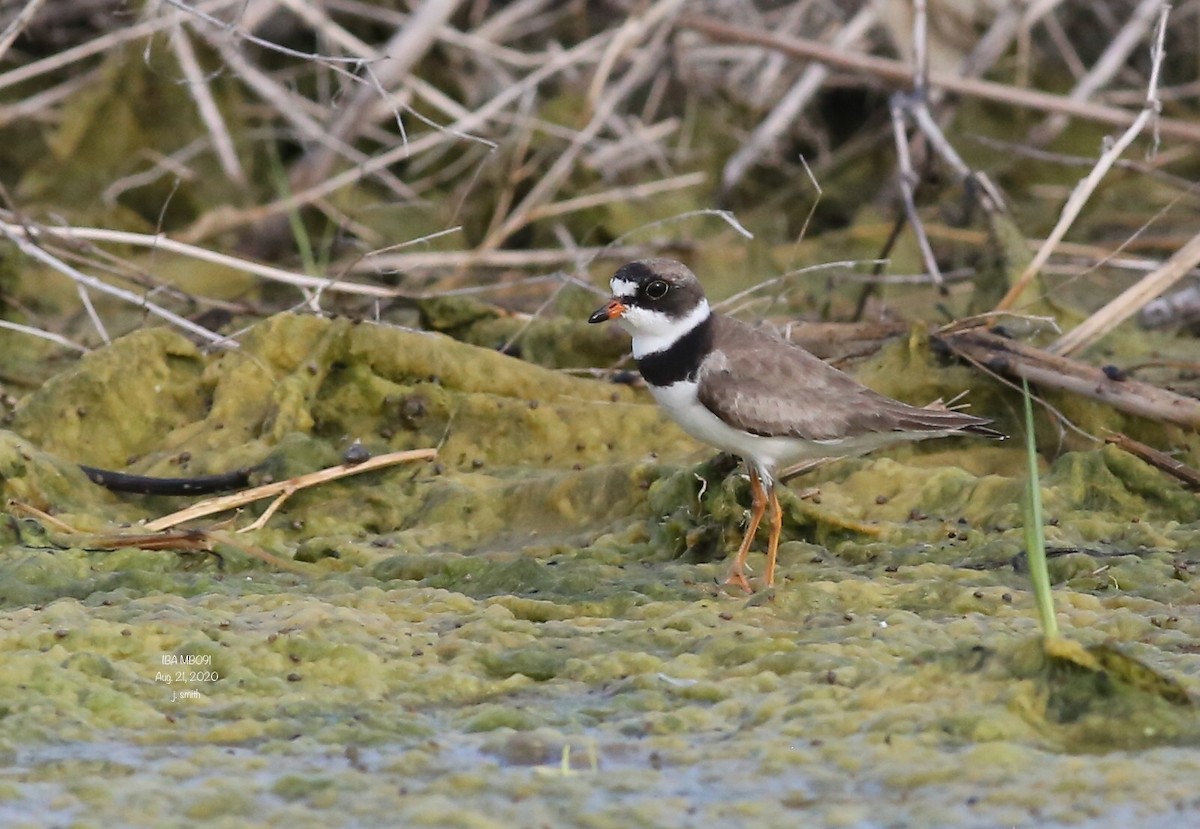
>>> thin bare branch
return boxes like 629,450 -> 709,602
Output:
0,0 -> 49,62
526,172 -> 706,224
721,5 -> 875,195
996,4 -> 1171,311
161,0 -> 369,65
0,223 -> 231,345
889,95 -> 943,286
480,0 -> 687,252
199,29 -> 414,201
361,245 -> 657,276
0,0 -> 239,94
290,0 -> 466,189
169,21 -> 246,185
716,260 -> 887,312
0,220 -> 398,298
0,70 -> 97,128
679,14 -> 1200,143
0,319 -> 88,353
1030,0 -> 1166,146
180,30 -> 611,242
1051,227 -> 1200,356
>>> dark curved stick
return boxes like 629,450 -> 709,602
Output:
79,464 -> 256,496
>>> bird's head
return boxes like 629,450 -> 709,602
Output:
588,259 -> 710,355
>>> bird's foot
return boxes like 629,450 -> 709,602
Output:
722,567 -> 753,593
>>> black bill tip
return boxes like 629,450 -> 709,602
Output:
588,298 -> 625,324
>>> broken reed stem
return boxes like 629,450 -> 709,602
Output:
145,448 -> 437,532
679,14 -> 1200,143
937,327 -> 1200,429
1050,227 -> 1200,356
0,0 -> 49,62
996,4 -> 1171,311
0,221 -> 230,346
1105,432 -> 1200,491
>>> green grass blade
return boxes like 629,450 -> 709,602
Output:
1022,378 -> 1059,638
267,143 -> 318,276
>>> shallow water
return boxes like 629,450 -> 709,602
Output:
0,560 -> 1195,828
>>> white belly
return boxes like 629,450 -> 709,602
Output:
649,381 -> 825,476
649,381 -> 944,480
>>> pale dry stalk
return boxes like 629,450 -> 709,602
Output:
1050,228 -> 1200,356
721,4 -> 876,195
0,221 -> 231,345
680,15 -> 1200,142
0,0 -> 240,94
289,0 -> 466,190
1029,0 -> 1166,145
169,19 -> 246,185
995,4 -> 1171,311
479,0 -> 687,253
0,0 -> 49,61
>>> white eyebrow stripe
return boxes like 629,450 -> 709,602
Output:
610,277 -> 638,298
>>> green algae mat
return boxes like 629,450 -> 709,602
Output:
1,314 -> 1199,828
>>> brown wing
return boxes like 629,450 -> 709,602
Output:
696,316 -> 994,440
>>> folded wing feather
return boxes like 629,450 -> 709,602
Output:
696,316 -> 995,441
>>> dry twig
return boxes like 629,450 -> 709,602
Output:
1051,227 -> 1200,355
938,328 -> 1200,429
1105,432 -> 1200,491
0,219 -> 231,346
720,5 -> 876,195
679,14 -> 1200,143
145,448 -> 437,532
996,4 -> 1171,311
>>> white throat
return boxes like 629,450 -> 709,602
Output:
621,298 -> 711,359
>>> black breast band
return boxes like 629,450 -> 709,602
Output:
637,315 -> 713,387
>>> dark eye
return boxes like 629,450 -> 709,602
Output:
644,280 -> 669,300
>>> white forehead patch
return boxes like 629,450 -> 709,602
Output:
610,277 -> 638,299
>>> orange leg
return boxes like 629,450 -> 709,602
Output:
724,467 -> 766,592
763,485 -> 782,588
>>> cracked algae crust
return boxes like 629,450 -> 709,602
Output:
8,314 -> 682,476
10,328 -> 207,468
5,314 -> 696,555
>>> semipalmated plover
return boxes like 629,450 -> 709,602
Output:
589,258 -> 1000,591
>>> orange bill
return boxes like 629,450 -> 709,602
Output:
587,298 -> 626,324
